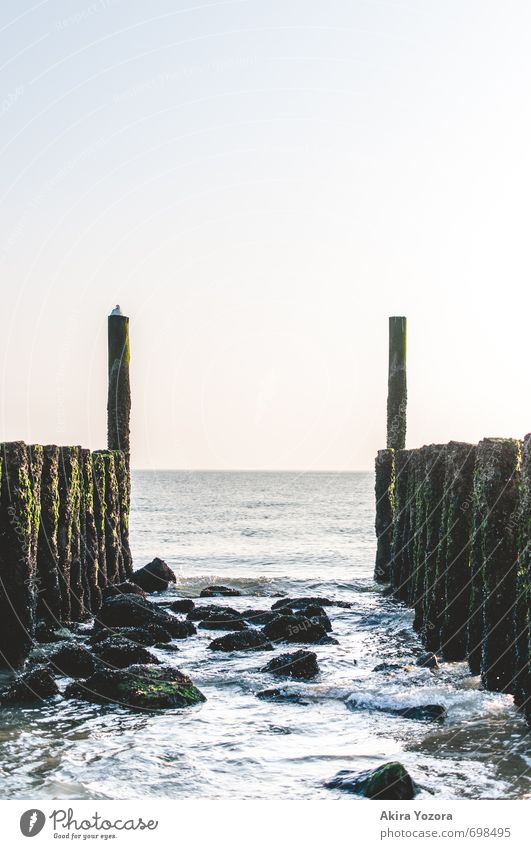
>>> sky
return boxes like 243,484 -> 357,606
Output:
0,0 -> 530,470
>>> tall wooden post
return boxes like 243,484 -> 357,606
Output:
107,307 -> 131,465
387,316 -> 407,451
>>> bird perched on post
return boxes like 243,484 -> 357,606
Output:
111,304 -> 123,316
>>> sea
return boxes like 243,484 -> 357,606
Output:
0,471 -> 529,799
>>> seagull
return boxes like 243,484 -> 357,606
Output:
111,304 -> 123,316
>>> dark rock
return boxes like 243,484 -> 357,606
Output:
1,668 -> 59,703
93,638 -> 161,668
200,585 -> 242,598
262,650 -> 319,679
187,605 -> 240,622
90,625 -> 172,647
242,609 -> 282,626
95,595 -> 194,639
271,596 -> 351,610
317,635 -> 340,645
169,599 -> 195,614
208,631 -> 273,652
256,688 -> 309,705
393,704 -> 446,722
131,558 -> 176,593
50,644 -> 96,678
198,615 -> 248,631
373,662 -> 407,673
262,615 -> 327,644
102,582 -> 146,600
154,643 -> 180,652
297,604 -> 332,632
164,619 -> 197,639
34,622 -> 68,644
416,652 -> 439,670
326,762 -> 417,799
65,664 -> 206,710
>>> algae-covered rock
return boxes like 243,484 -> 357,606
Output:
261,650 -> 319,679
65,664 -> 205,709
1,667 -> 59,703
208,630 -> 273,652
326,761 -> 417,799
50,643 -> 96,678
131,557 -> 176,593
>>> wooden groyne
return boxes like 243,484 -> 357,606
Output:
0,309 -> 132,669
375,320 -> 530,724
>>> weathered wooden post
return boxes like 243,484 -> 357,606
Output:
107,306 -> 131,465
387,316 -> 407,451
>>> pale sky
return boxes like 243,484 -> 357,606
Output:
1,0 -> 530,469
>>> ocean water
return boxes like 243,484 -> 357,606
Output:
0,471 -> 529,800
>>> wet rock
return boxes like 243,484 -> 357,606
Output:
131,558 -> 176,593
242,609 -> 283,626
155,643 -> 180,653
90,625 -> 172,647
34,622 -> 69,644
416,652 -> 439,670
93,638 -> 161,668
297,604 -> 332,632
393,704 -> 446,722
208,631 -> 273,652
317,635 -> 340,646
373,662 -> 407,673
200,585 -> 242,598
187,605 -> 240,622
256,688 -> 309,705
102,582 -> 146,600
262,615 -> 327,644
65,664 -> 206,710
271,596 -> 351,610
95,594 -> 195,639
1,668 -> 59,703
326,761 -> 417,799
169,599 -> 195,614
49,644 -> 96,678
198,611 -> 248,631
262,650 -> 319,680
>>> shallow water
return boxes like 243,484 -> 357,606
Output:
0,471 -> 529,799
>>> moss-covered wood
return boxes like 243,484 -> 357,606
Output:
107,314 -> 131,465
0,442 -> 42,667
375,449 -> 394,582
92,451 -> 108,589
80,448 -> 101,615
468,438 -> 520,691
36,445 -> 62,625
94,451 -> 122,587
420,445 -> 447,651
438,442 -> 476,661
114,450 -> 133,580
386,316 -> 407,451
515,434 -> 530,720
389,449 -> 411,593
57,446 -> 82,622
